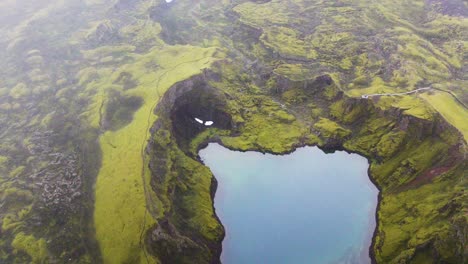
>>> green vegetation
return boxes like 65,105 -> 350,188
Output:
9,83 -> 29,100
393,96 -> 435,121
261,27 -> 318,60
0,0 -> 466,263
313,118 -> 351,139
274,64 -> 313,81
222,113 -> 306,153
421,92 -> 468,141
375,174 -> 466,263
94,45 -> 220,263
11,233 -> 47,264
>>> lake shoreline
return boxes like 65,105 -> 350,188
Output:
195,136 -> 382,264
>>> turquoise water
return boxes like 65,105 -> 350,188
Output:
199,143 -> 379,264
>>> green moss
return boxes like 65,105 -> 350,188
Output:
339,57 -> 353,70
55,78 -> 67,87
260,27 -> 317,60
372,139 -> 449,188
323,85 -> 340,100
329,100 -> 367,123
1,187 -> 33,231
2,213 -> 21,231
189,128 -> 229,156
11,232 -> 48,264
94,45 -> 220,264
9,166 -> 26,178
394,96 -> 435,120
175,152 -> 224,241
82,45 -> 136,61
421,92 -> 468,141
2,187 -> 33,201
329,101 -> 345,119
0,155 -> 7,167
314,118 -> 351,139
309,104 -> 324,118
340,109 -> 464,263
376,131 -> 407,158
375,172 -> 464,263
220,98 -> 307,153
76,67 -> 99,87
233,2 -> 290,27
222,117 -> 305,153
281,89 -> 307,104
347,77 -> 395,98
9,83 -> 29,100
120,20 -> 163,47
272,110 -> 296,123
274,64 -> 312,81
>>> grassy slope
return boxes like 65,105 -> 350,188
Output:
93,46 -> 219,263
421,92 -> 468,141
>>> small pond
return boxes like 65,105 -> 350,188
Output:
199,143 -> 379,264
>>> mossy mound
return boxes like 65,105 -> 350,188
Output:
11,233 -> 48,264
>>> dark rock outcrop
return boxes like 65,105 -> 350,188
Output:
145,71 -> 236,264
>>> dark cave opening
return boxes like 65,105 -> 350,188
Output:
169,83 -> 233,149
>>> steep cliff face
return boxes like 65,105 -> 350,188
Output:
145,71 -> 239,264
146,64 -> 466,263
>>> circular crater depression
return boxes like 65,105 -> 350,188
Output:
200,143 -> 379,264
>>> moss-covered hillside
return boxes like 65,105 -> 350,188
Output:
0,0 -> 466,263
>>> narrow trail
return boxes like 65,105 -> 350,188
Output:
432,88 -> 468,110
360,87 -> 432,98
361,86 -> 468,110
